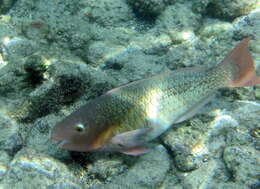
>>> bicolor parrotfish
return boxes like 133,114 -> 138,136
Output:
51,38 -> 260,155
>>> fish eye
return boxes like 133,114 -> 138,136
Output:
74,123 -> 85,133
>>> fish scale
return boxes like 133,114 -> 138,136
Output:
108,68 -> 225,140
51,38 -> 260,155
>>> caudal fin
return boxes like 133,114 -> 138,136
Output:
219,38 -> 260,87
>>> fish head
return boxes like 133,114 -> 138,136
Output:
51,101 -> 110,152
52,118 -> 90,151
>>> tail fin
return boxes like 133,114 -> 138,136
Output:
218,38 -> 260,87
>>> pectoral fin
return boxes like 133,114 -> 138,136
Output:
110,120 -> 166,155
111,128 -> 150,149
111,128 -> 150,148
119,146 -> 149,156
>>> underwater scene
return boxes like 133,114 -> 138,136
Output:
0,0 -> 260,189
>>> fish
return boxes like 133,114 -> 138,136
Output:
51,38 -> 260,155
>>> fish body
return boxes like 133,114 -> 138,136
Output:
51,38 -> 260,155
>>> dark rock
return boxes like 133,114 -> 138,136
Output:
205,0 -> 258,20
0,148 -> 79,188
14,61 -> 91,122
89,145 -> 170,189
223,146 -> 260,186
23,54 -> 47,86
0,112 -> 23,156
0,0 -> 17,13
127,0 -> 171,18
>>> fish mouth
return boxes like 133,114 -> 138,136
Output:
51,135 -> 90,151
56,140 -> 70,148
51,134 -> 70,148
51,134 -> 62,143
51,133 -> 94,152
52,138 -> 70,149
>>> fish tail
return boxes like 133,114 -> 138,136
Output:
218,37 -> 260,87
